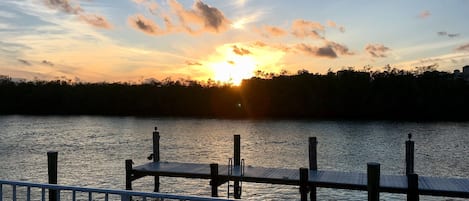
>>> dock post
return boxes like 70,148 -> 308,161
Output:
308,137 -> 317,201
47,151 -> 58,201
406,133 -> 415,175
153,127 -> 160,192
299,168 -> 309,201
407,173 -> 419,201
210,163 -> 219,197
125,159 -> 133,190
367,162 -> 380,201
233,135 -> 241,199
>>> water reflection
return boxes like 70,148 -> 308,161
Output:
0,116 -> 468,200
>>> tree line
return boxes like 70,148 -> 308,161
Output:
1,69 -> 468,120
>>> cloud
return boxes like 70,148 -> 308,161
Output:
232,45 -> 251,56
455,43 -> 469,52
42,60 -> 54,66
227,60 -> 235,65
43,0 -> 83,14
18,59 -> 31,66
365,43 -> 391,58
168,0 -> 230,34
419,10 -> 431,19
80,14 -> 112,29
327,41 -> 353,55
327,20 -> 345,33
257,25 -> 287,37
185,60 -> 202,66
128,14 -> 163,35
291,19 -> 324,39
42,0 -> 112,29
296,43 -> 336,58
437,31 -> 460,38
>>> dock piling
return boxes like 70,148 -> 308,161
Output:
299,168 -> 309,201
210,163 -> 219,197
47,151 -> 58,201
367,162 -> 380,201
406,134 -> 415,175
233,135 -> 241,199
125,159 -> 133,190
308,137 -> 318,201
407,173 -> 419,201
153,127 -> 160,192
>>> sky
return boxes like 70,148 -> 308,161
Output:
0,0 -> 468,84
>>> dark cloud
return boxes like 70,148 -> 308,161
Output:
18,59 -> 31,66
365,43 -> 391,58
43,0 -> 82,14
43,0 -> 112,29
232,45 -> 251,56
128,14 -> 163,35
291,19 -> 324,39
438,31 -> 460,38
327,41 -> 354,55
168,0 -> 230,34
455,43 -> 469,52
227,60 -> 235,65
42,60 -> 54,66
295,43 -> 337,58
185,60 -> 202,66
194,0 -> 229,32
80,14 -> 112,29
419,10 -> 431,19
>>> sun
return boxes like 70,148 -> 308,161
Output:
209,48 -> 257,85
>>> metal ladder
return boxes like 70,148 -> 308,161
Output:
227,158 -> 244,199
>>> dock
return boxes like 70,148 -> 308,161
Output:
125,128 -> 469,200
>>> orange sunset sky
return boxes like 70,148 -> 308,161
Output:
0,0 -> 468,84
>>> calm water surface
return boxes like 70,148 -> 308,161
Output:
0,116 -> 468,200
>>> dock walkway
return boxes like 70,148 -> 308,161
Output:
130,161 -> 469,198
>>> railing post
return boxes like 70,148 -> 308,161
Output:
210,163 -> 219,197
406,134 -> 415,175
407,173 -> 419,201
153,127 -> 160,192
299,168 -> 309,201
233,135 -> 241,199
308,137 -> 317,201
367,162 -> 380,201
0,183 -> 2,201
47,151 -> 58,201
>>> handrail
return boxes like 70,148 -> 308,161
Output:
0,179 -> 233,201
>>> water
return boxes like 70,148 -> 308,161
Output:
0,116 -> 468,200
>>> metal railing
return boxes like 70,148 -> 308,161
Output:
0,180 -> 233,201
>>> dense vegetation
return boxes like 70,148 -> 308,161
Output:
1,68 -> 469,121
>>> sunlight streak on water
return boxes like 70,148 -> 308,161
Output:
0,116 -> 468,200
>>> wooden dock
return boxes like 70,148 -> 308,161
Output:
125,128 -> 469,200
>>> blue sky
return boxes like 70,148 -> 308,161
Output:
0,0 -> 468,83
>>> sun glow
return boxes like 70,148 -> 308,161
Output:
206,43 -> 286,85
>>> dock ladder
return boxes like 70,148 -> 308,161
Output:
227,158 -> 244,199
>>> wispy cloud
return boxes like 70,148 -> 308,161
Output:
128,14 -> 163,35
185,60 -> 202,66
256,25 -> 287,37
42,0 -> 112,29
437,31 -> 460,38
130,0 -> 230,36
418,10 -> 431,19
365,43 -> 391,58
232,45 -> 251,56
455,43 -> 469,52
295,41 -> 353,59
18,59 -> 31,66
291,19 -> 325,39
42,60 -> 54,66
